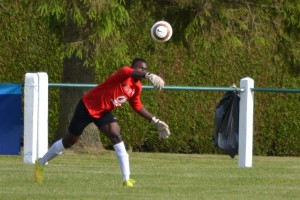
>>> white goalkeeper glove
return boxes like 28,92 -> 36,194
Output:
151,117 -> 170,139
145,73 -> 165,90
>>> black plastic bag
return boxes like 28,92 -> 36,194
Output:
213,90 -> 240,158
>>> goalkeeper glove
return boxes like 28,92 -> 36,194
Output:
151,117 -> 170,139
145,73 -> 165,90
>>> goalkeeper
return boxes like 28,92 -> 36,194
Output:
34,58 -> 171,187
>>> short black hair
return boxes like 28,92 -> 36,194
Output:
131,58 -> 147,67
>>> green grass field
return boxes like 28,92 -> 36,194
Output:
0,150 -> 299,200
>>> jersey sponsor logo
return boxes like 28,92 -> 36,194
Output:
123,85 -> 135,97
111,96 -> 127,107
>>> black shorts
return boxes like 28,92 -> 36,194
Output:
68,99 -> 117,136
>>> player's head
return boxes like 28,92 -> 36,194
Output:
131,58 -> 148,72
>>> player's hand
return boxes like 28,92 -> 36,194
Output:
151,117 -> 170,139
145,73 -> 165,90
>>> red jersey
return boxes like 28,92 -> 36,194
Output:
82,66 -> 143,118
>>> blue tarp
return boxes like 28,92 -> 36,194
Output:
0,84 -> 23,155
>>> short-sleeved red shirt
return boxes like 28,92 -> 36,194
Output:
82,66 -> 143,118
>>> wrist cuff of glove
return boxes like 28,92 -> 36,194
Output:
145,73 -> 152,79
151,116 -> 159,125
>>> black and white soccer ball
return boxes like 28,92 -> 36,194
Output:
150,21 -> 173,43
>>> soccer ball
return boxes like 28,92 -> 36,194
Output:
150,21 -> 173,43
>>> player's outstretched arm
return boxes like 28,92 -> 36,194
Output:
132,71 -> 165,90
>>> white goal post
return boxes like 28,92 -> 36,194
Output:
23,72 -> 48,164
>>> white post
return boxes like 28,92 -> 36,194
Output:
23,73 -> 39,164
238,77 -> 254,168
37,72 -> 48,159
24,72 -> 49,164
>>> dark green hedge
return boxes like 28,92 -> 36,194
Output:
1,0 -> 299,156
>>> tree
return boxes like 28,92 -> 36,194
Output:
35,0 -> 130,149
